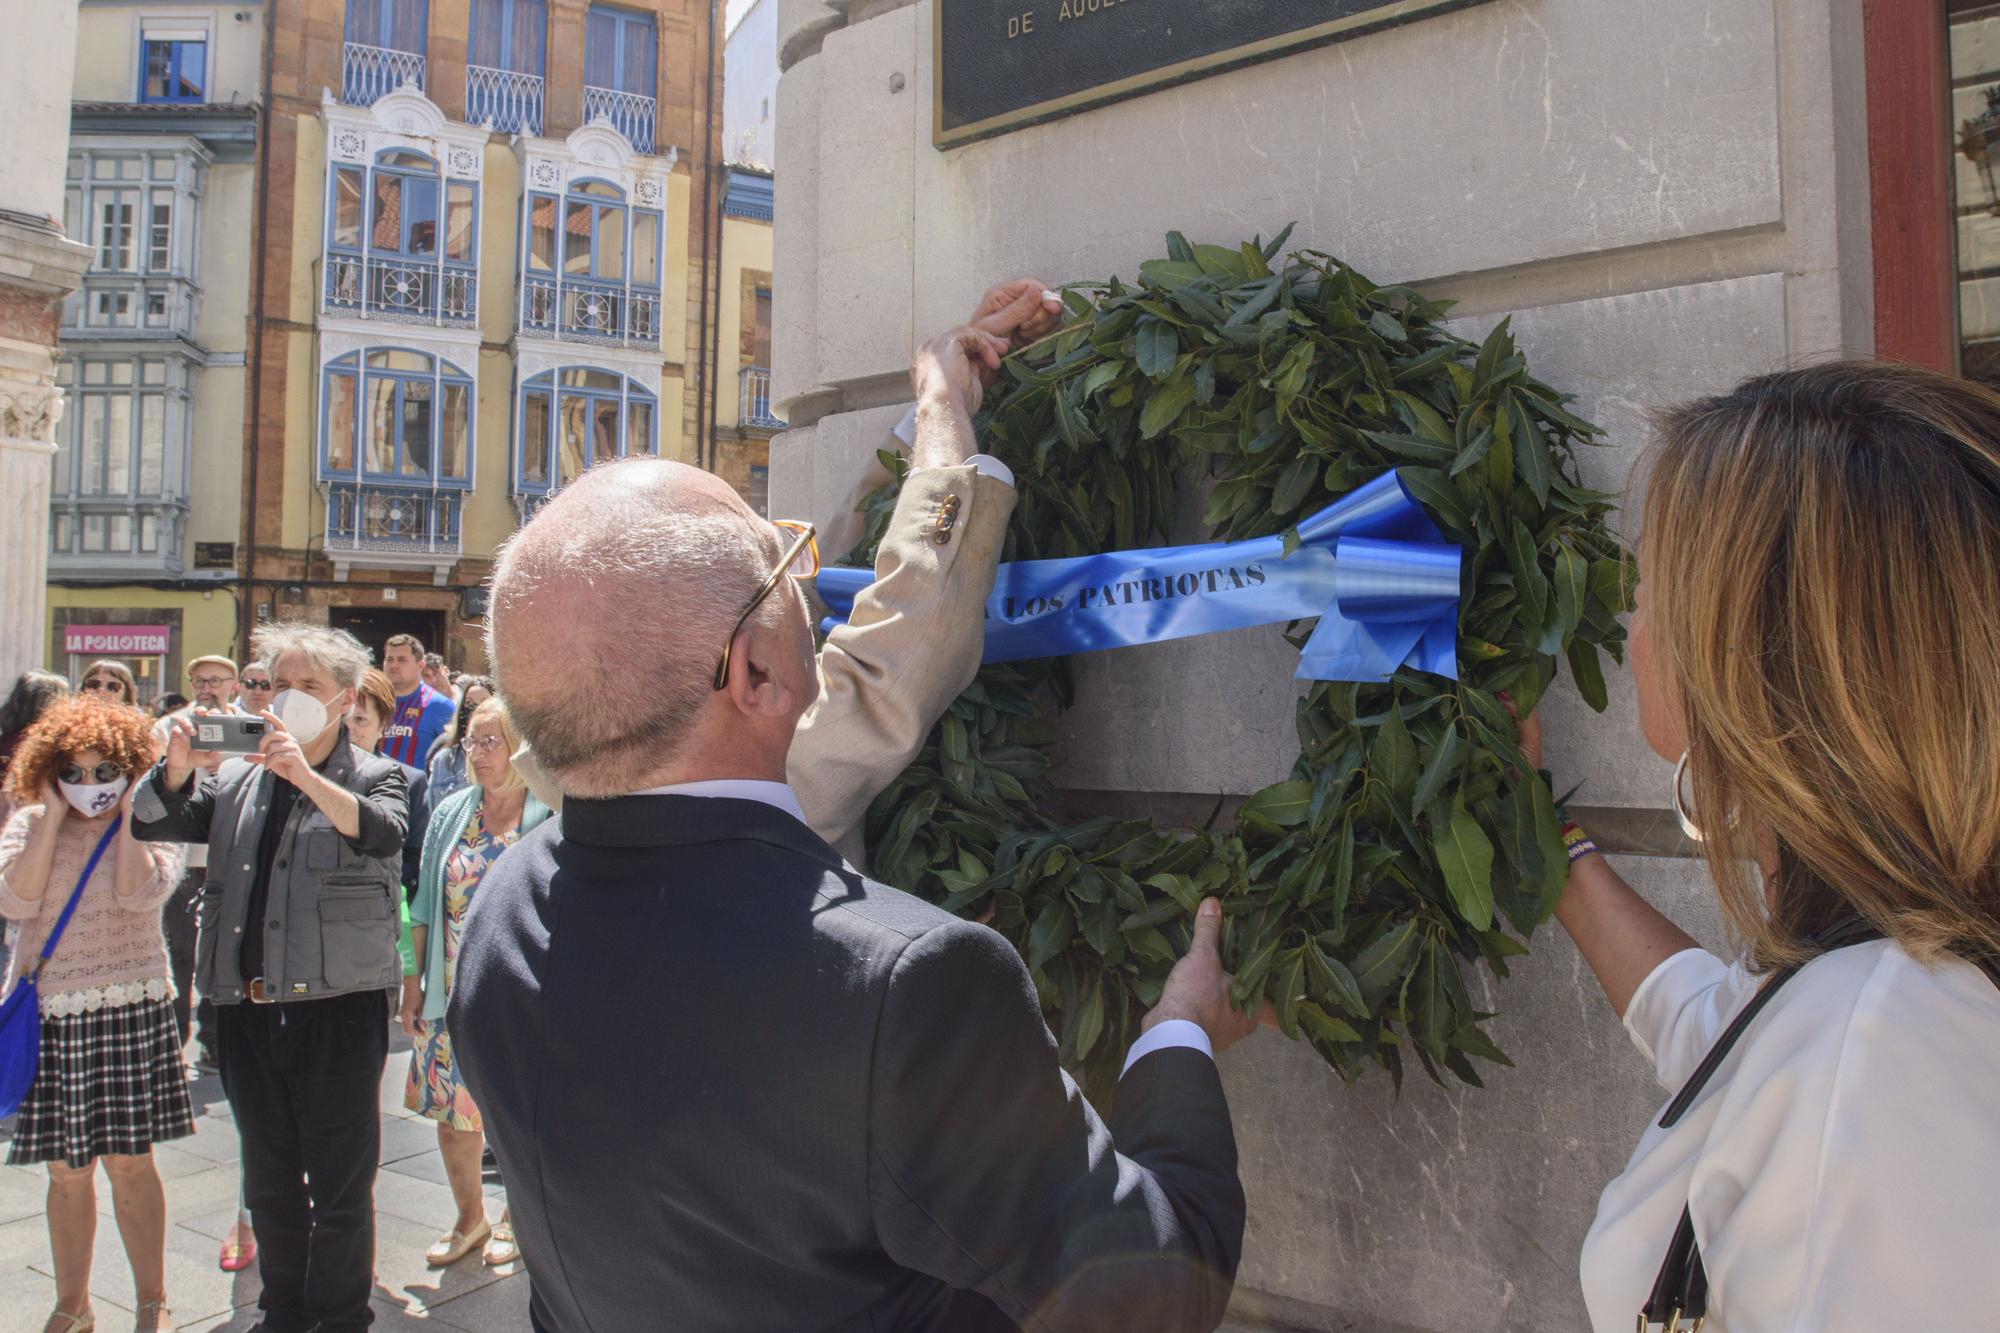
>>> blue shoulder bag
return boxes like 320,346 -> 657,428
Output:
0,816 -> 123,1117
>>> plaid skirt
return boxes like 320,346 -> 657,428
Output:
6,995 -> 195,1167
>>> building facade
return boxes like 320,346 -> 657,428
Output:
245,0 -> 723,671
769,1 -> 1958,1330
711,165 -> 775,512
721,0 -> 776,170
40,0 -> 262,704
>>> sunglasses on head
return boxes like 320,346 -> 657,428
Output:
59,760 -> 125,785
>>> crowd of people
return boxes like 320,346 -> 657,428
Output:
0,276 -> 1995,1333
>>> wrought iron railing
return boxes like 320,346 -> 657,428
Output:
324,252 -> 477,326
341,42 -> 426,107
324,484 -> 461,555
582,85 -> 656,153
739,366 -> 784,430
466,65 -> 544,135
519,272 -> 660,347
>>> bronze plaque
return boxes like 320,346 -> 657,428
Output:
935,0 -> 1493,149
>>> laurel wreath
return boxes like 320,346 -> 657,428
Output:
845,229 -> 1631,1095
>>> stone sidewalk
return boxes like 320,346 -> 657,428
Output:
0,1035 -> 532,1332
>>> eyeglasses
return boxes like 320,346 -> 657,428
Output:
239,678 -> 272,691
460,734 -> 508,755
80,679 -> 124,694
59,760 -> 124,785
712,520 -> 820,691
190,676 -> 235,690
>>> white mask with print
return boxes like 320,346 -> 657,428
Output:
269,688 -> 330,741
59,776 -> 128,818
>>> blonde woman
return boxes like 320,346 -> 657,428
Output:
1530,362 -> 2000,1330
397,698 -> 550,1269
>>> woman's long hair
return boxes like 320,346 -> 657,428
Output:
0,670 -> 69,738
432,674 -> 495,763
1644,360 -> 2000,969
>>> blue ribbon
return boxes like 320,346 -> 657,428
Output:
815,468 -> 1462,683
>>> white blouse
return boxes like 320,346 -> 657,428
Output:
1580,940 -> 2000,1332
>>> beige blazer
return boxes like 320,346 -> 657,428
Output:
515,461 -> 1016,871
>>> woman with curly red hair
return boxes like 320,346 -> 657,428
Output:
1,696 -> 190,1333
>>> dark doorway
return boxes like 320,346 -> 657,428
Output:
328,607 -> 447,672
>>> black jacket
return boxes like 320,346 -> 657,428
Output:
131,729 -> 408,1003
449,794 -> 1245,1333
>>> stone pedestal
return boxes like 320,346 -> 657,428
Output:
0,219 -> 90,685
772,1 -> 1874,1328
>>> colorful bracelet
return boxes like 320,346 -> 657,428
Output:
1559,819 -> 1599,864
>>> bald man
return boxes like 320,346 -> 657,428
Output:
449,318 -> 1256,1333
511,279 -> 1061,870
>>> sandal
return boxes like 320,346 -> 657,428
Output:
42,1309 -> 93,1333
482,1220 -> 520,1267
219,1217 -> 257,1273
425,1218 -> 492,1267
134,1301 -> 171,1332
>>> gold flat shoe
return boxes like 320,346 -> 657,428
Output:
425,1219 -> 492,1267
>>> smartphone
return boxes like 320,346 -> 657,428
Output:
190,714 -> 269,754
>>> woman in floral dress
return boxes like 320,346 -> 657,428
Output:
398,699 -> 551,1268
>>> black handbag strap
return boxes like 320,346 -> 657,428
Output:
1638,920 -> 2000,1331
26,816 -> 123,983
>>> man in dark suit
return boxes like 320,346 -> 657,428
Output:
450,321 -> 1259,1332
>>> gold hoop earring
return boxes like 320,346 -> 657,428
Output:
1672,751 -> 1704,843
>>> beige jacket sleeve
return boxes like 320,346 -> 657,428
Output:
791,464 -> 1016,870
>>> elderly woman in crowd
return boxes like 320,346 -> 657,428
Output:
345,667 -> 432,901
0,697 -> 190,1333
76,661 -> 139,710
1536,361 -> 2000,1331
422,674 -> 493,816
398,698 -> 548,1270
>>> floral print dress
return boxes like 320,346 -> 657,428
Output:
405,805 -> 520,1131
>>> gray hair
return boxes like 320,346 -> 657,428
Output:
486,459 -> 773,795
251,622 -> 373,690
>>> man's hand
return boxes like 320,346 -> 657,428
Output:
1141,898 -> 1261,1057
252,710 -> 312,789
970,278 -> 1065,354
911,326 -> 1009,419
162,713 -> 200,793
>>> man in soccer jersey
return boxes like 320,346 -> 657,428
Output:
380,633 -> 456,769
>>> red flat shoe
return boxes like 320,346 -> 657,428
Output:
219,1220 -> 257,1273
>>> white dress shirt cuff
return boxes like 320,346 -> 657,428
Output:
1120,1019 -> 1213,1078
891,406 -> 1015,489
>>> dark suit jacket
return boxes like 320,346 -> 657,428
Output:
449,794 -> 1244,1333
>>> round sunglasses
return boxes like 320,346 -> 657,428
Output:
59,760 -> 125,785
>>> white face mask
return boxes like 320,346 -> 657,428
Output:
269,688 -> 331,741
59,776 -> 128,818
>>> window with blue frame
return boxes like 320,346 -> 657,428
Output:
346,0 -> 429,52
326,149 -> 478,316
515,367 -> 656,494
526,179 -> 658,287
469,0 -> 545,74
321,349 -> 473,485
585,5 -> 656,97
141,37 -> 207,103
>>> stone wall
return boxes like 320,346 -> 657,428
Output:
770,2 -> 1874,1329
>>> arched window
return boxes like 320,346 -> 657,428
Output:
520,175 -> 661,344
325,148 -> 479,321
320,347 -> 474,485
515,365 -> 656,495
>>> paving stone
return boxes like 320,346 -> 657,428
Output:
371,1209 -> 510,1318
424,1270 -> 532,1329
